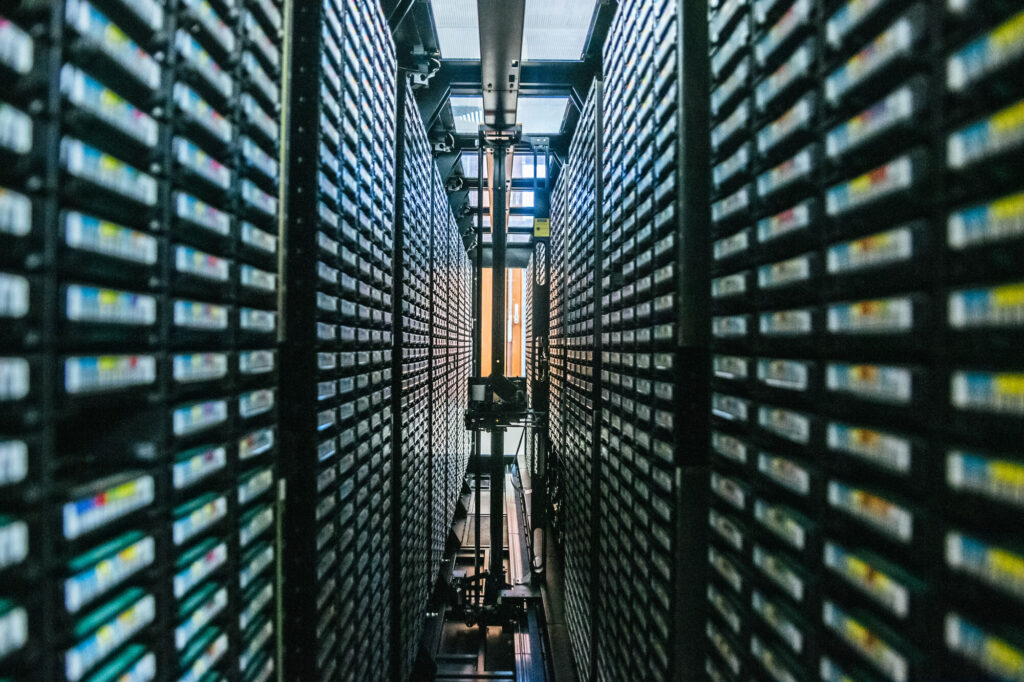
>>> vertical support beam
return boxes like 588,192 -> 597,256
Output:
672,0 -> 711,680
279,3 -> 323,679
390,75 -> 409,682
488,140 -> 509,601
588,79 -> 604,681
473,145 -> 484,604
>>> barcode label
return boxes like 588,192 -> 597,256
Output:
173,445 -> 226,489
64,536 -> 154,614
824,542 -> 910,617
239,389 -> 274,418
827,226 -> 914,274
827,86 -> 916,158
946,531 -> 1024,601
828,297 -> 914,334
0,440 -> 27,487
238,468 -> 273,505
61,66 -> 158,148
756,41 -> 813,110
758,200 -> 812,243
239,427 -> 274,460
823,601 -> 908,682
758,405 -> 810,444
0,272 -> 28,319
65,0 -> 160,90
825,13 -> 917,105
175,246 -> 230,281
754,500 -> 805,549
952,371 -> 1024,416
174,300 -> 228,330
828,481 -> 913,542
175,587 -> 227,651
240,264 -> 277,292
945,613 -> 1024,682
759,308 -> 812,336
174,137 -> 231,189
0,17 -> 33,75
64,592 -> 156,682
947,449 -> 1024,507
947,11 -> 1024,92
950,282 -> 1024,329
753,544 -> 804,601
752,591 -> 803,653
173,542 -> 227,598
62,475 -> 154,540
172,400 -> 228,436
240,307 -> 276,333
948,99 -> 1024,170
758,452 -> 810,494
239,350 -> 274,375
173,353 -> 228,384
174,83 -> 232,143
0,187 -> 31,237
62,139 -> 158,205
827,155 -> 913,216
0,357 -> 29,401
173,495 -> 227,545
175,192 -> 231,236
65,355 -> 156,394
758,253 -> 811,289
241,222 -> 277,254
828,422 -> 911,473
65,212 -> 157,265
826,363 -> 913,404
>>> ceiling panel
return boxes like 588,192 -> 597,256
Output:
523,0 -> 599,60
450,95 -> 485,133
431,0 -> 481,59
516,97 -> 569,134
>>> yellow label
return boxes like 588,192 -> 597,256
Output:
984,637 -> 1024,676
991,11 -> 1024,50
99,357 -> 117,372
991,100 -> 1024,134
100,155 -> 119,172
990,461 -> 1024,487
850,174 -> 872,194
993,284 -> 1024,308
994,374 -> 1024,397
99,290 -> 117,305
992,193 -> 1024,221
533,218 -> 550,238
990,548 -> 1024,580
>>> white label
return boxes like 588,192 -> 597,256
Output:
0,272 -> 28,318
0,440 -> 28,486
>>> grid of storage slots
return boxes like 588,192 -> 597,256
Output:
0,0 -> 283,680
546,176 -> 566,542
397,78 -> 436,682
279,0 -> 398,679
596,0 -> 684,680
549,84 -> 600,682
429,181 -> 472,586
706,0 -> 1024,680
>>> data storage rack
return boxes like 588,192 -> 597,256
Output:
395,76 -> 435,682
524,240 -> 549,476
552,80 -> 601,682
547,167 -> 567,534
705,1 -> 1024,681
593,0 -> 711,680
428,171 -> 472,584
0,0 -> 285,680
281,0 -> 396,680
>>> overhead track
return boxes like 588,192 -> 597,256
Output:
477,0 -> 526,130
